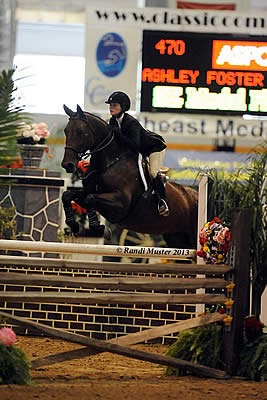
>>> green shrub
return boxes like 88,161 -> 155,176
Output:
0,206 -> 17,239
0,342 -> 32,385
165,323 -> 224,376
237,332 -> 267,381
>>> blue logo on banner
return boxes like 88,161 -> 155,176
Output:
96,32 -> 127,77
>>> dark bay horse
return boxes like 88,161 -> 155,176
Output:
61,105 -> 198,249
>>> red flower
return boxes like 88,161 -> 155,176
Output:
197,249 -> 206,258
45,146 -> 53,159
244,316 -> 264,341
0,157 -> 23,169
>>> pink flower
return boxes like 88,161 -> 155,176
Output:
0,327 -> 17,346
214,227 -> 230,245
36,123 -> 50,139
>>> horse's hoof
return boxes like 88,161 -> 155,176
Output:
84,225 -> 105,238
66,220 -> 80,234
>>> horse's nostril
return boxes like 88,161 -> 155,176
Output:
61,161 -> 75,173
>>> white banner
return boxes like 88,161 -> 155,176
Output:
97,111 -> 266,140
88,7 -> 267,35
136,113 -> 267,140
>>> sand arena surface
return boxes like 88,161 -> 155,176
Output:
1,336 -> 266,400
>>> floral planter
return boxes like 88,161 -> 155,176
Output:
19,144 -> 47,168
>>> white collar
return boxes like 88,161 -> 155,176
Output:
116,113 -> 124,126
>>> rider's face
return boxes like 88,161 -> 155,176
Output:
109,103 -> 122,116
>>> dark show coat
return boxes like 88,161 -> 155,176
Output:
109,113 -> 166,157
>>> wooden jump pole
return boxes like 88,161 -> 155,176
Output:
0,255 -> 232,274
0,310 -> 229,379
0,239 -> 195,259
30,313 -> 225,369
1,291 -> 228,305
0,272 -> 229,290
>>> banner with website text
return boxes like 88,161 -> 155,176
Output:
88,7 -> 266,34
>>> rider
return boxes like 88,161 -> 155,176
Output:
105,91 -> 169,216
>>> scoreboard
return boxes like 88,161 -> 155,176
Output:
140,30 -> 267,116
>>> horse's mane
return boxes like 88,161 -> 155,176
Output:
84,111 -> 109,129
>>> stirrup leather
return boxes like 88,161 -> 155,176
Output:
158,199 -> 169,217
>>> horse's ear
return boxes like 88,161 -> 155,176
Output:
76,104 -> 85,117
63,104 -> 74,117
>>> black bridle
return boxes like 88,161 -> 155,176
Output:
64,115 -> 114,161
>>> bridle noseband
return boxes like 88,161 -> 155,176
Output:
64,115 -> 114,161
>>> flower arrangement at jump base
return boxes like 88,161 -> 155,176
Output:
197,217 -> 231,264
17,122 -> 51,145
0,326 -> 32,385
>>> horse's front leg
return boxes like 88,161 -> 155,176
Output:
64,191 -> 112,239
62,190 -> 81,234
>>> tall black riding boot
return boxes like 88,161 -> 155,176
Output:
153,173 -> 169,217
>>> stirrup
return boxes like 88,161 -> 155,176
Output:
158,199 -> 169,217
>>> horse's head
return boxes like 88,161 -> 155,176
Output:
61,104 -> 102,173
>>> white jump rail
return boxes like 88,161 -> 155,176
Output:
0,239 -> 196,260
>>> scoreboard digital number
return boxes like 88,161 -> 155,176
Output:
140,30 -> 267,115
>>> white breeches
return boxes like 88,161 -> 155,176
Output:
149,150 -> 166,178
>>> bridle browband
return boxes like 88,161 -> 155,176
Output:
64,114 -> 114,160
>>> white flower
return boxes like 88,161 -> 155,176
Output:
33,134 -> 41,142
23,129 -> 32,138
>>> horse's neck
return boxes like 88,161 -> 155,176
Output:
93,135 -> 135,170
91,132 -> 118,163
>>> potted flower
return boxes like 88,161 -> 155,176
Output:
17,122 -> 51,168
17,122 -> 50,145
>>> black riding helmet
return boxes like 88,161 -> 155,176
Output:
105,91 -> 131,112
